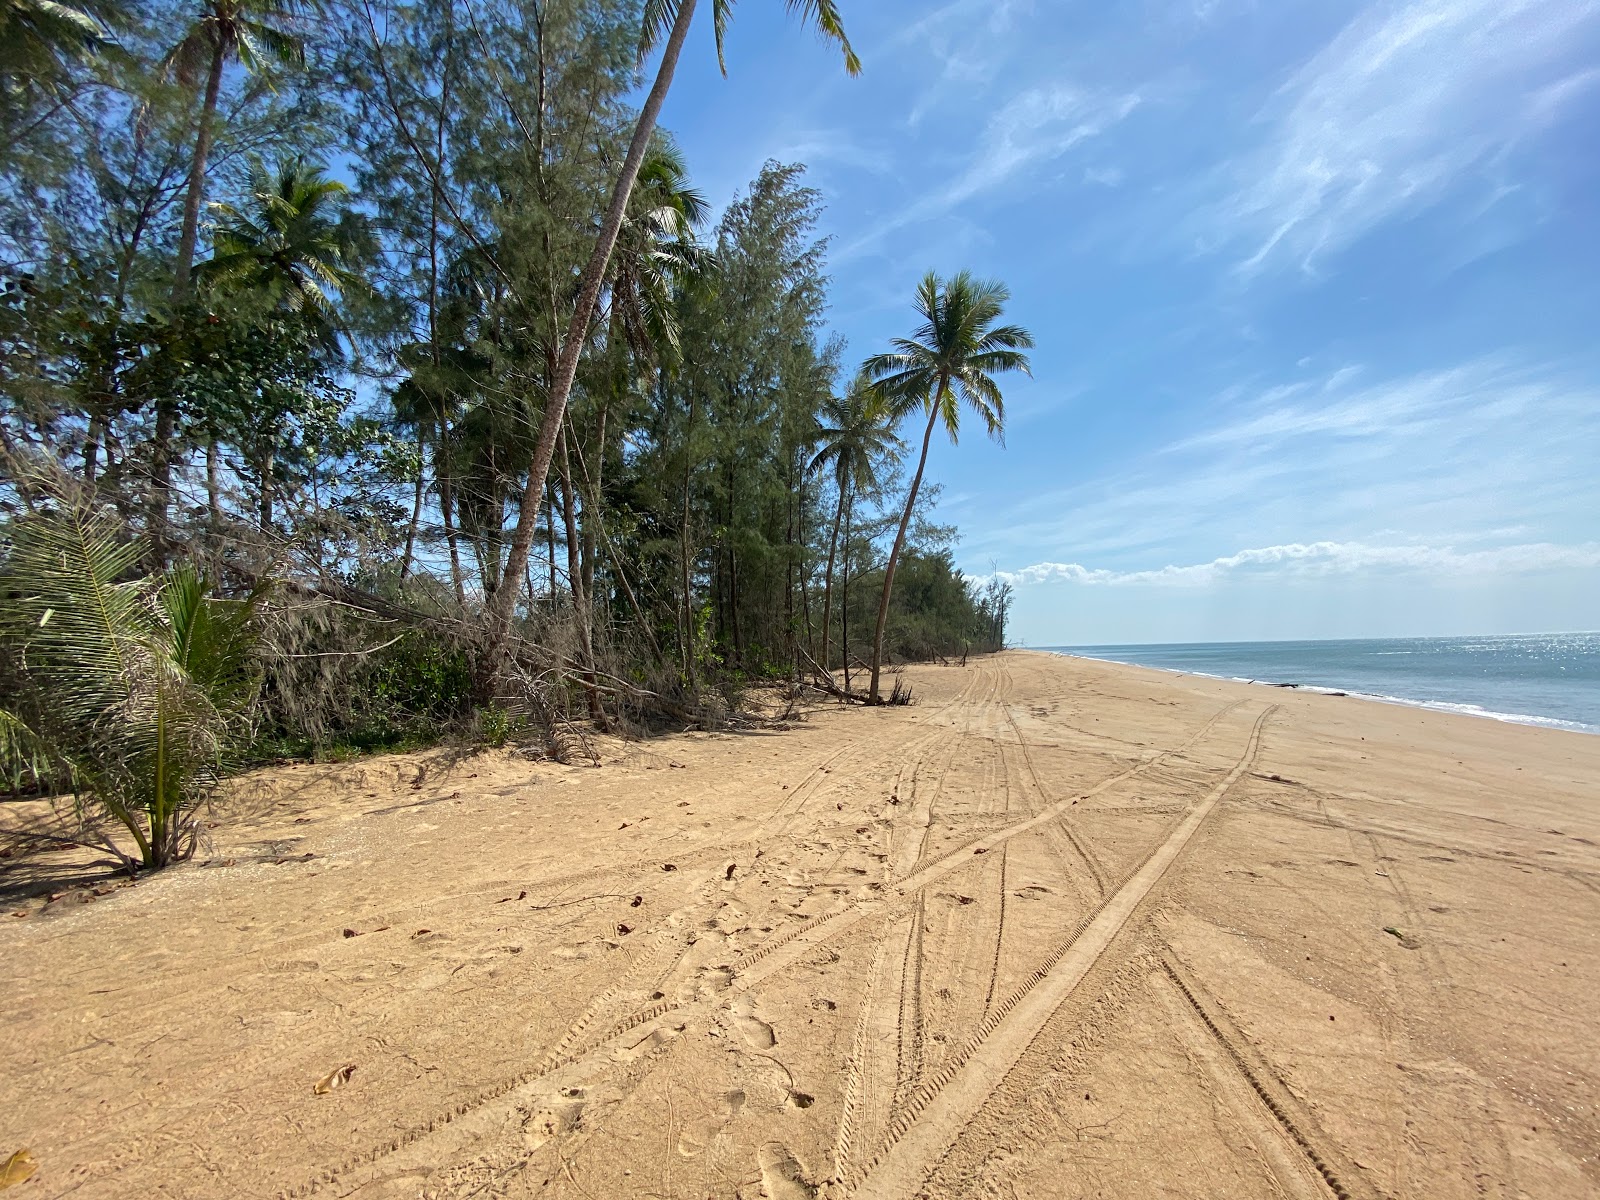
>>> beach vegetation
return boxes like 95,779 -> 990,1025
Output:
0,500 -> 266,870
0,0 -> 1018,868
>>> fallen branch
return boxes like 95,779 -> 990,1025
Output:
797,645 -> 872,704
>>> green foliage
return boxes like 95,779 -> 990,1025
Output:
0,503 -> 265,869
0,0 -> 1019,810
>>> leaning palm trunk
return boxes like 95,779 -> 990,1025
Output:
0,506 -> 264,871
869,389 -> 943,701
480,0 -> 699,681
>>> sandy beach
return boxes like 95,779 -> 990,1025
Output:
3,649 -> 1598,1199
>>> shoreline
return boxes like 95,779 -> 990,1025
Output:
1035,646 -> 1600,736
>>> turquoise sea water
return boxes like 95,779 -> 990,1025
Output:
1042,633 -> 1600,734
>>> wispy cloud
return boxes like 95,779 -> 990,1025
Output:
1170,359 -> 1582,451
991,540 -> 1600,588
959,356 -> 1600,573
839,85 -> 1142,259
896,0 -> 1033,122
1206,0 -> 1600,274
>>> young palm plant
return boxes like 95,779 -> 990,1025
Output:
810,371 -> 898,682
0,505 -> 265,870
862,270 -> 1033,702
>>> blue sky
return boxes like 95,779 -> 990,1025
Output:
659,0 -> 1600,645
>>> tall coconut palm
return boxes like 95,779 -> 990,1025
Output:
198,157 -> 365,528
165,0 -> 315,305
862,271 -> 1033,702
150,0 -> 315,552
607,136 -> 710,365
810,371 -> 896,680
202,157 -> 363,346
482,0 -> 858,679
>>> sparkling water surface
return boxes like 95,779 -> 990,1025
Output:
1043,633 -> 1600,734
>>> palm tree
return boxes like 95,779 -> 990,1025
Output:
151,0 -> 315,552
810,371 -> 896,681
202,157 -> 363,346
862,271 -> 1033,702
197,157 -> 364,528
482,0 -> 858,678
607,136 -> 710,365
165,0 -> 315,305
0,0 -> 115,119
0,505 -> 264,871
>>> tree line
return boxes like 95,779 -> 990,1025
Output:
0,0 -> 1026,868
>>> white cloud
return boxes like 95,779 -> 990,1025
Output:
958,356 -> 1600,574
991,540 -> 1600,589
839,85 -> 1142,258
1207,0 -> 1600,274
1170,359 -> 1578,450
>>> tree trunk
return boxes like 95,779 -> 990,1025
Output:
481,0 -> 699,680
206,436 -> 221,520
679,401 -> 695,682
400,445 -> 425,579
546,483 -> 559,610
171,41 -> 226,308
438,416 -> 466,604
797,471 -> 816,663
152,37 -> 227,558
819,483 -> 844,676
83,411 -> 105,483
257,441 -> 275,531
869,390 -> 944,701
558,431 -> 604,725
841,496 -> 852,694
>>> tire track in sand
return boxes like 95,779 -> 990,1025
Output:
281,695 -> 1261,1198
1156,956 -> 1376,1200
844,704 -> 1277,1199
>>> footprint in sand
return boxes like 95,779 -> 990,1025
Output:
676,1088 -> 746,1157
696,965 -> 733,995
756,1142 -> 816,1199
521,1086 -> 586,1151
730,994 -> 777,1049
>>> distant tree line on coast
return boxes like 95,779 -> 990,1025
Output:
0,0 -> 1028,869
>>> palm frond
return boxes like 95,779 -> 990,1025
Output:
785,0 -> 859,75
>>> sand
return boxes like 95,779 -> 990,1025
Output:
3,650 -> 1599,1199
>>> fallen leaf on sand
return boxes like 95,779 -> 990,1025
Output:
0,1148 -> 37,1189
312,1065 -> 356,1095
